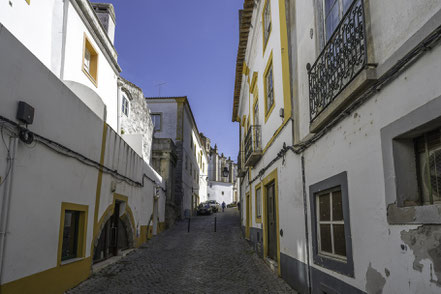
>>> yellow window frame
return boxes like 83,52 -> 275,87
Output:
261,0 -> 272,55
82,34 -> 99,87
255,183 -> 262,223
262,168 -> 280,274
263,51 -> 275,122
57,202 -> 88,266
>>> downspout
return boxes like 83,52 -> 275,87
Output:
116,81 -> 122,134
59,0 -> 69,80
0,135 -> 19,288
301,155 -> 312,293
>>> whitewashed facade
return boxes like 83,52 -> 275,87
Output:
147,97 -> 209,218
0,1 -> 165,293
233,0 -> 441,293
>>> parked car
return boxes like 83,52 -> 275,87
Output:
227,202 -> 237,208
197,202 -> 212,215
207,200 -> 220,212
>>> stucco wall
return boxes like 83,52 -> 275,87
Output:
0,25 -> 164,286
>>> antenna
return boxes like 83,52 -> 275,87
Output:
154,81 -> 168,96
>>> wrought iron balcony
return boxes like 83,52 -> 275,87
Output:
308,0 -> 367,122
237,151 -> 246,178
244,125 -> 262,167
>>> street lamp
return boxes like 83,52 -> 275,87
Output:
222,167 -> 229,178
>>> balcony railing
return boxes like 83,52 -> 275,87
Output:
244,125 -> 262,167
308,0 -> 367,122
237,151 -> 246,177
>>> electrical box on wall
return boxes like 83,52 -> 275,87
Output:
16,101 -> 34,125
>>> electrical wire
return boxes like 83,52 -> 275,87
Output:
0,115 -> 165,191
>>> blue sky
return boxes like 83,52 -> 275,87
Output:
101,0 -> 243,160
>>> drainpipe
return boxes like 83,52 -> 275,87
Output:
59,0 -> 69,80
0,135 -> 19,287
116,81 -> 122,134
301,155 -> 312,293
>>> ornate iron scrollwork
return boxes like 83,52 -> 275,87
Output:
308,0 -> 367,122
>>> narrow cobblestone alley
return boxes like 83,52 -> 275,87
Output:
69,209 -> 295,293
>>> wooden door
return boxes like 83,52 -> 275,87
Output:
266,182 -> 277,261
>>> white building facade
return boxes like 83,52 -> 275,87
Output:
0,1 -> 165,293
147,97 -> 209,218
234,0 -> 441,293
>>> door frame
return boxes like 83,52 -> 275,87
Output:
262,168 -> 280,275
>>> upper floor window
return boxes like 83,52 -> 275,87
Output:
264,62 -> 274,116
255,186 -> 262,220
262,0 -> 272,50
415,128 -> 441,205
323,0 -> 353,40
151,113 -> 162,131
82,35 -> 98,86
122,95 -> 130,117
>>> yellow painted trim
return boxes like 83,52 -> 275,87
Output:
262,118 -> 290,154
255,183 -> 262,223
252,87 -> 259,126
262,168 -> 281,275
278,0 -> 293,123
92,122 -> 107,251
25,0 -> 30,4
57,202 -> 88,266
263,51 -> 275,123
0,258 -> 92,294
261,0 -> 272,56
245,192 -> 251,239
94,194 -> 138,249
250,71 -> 258,93
82,33 -> 99,87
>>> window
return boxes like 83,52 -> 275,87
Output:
415,128 -> 441,205
185,154 -> 188,170
264,55 -> 275,121
82,35 -> 98,86
59,203 -> 88,264
122,95 -> 129,117
323,0 -> 353,41
381,96 -> 441,225
309,172 -> 353,277
255,186 -> 262,220
316,188 -> 346,259
62,210 -> 80,261
262,0 -> 272,50
222,191 -> 224,195
151,113 -> 161,131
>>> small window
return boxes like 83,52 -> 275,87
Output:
59,203 -> 88,264
62,210 -> 80,261
82,35 -> 98,86
222,191 -> 224,195
316,188 -> 346,259
414,128 -> 441,205
256,187 -> 262,219
122,95 -> 129,117
262,0 -> 272,49
265,62 -> 274,115
309,172 -> 353,277
151,113 -> 161,131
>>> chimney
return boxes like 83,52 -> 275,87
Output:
92,3 -> 116,44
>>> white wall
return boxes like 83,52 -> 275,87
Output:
208,182 -> 234,205
0,24 -> 164,285
146,100 -> 178,141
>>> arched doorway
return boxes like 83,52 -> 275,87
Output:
93,201 -> 133,263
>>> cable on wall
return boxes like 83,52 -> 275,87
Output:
0,115 -> 165,192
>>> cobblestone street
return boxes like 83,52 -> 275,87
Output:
69,208 -> 295,293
